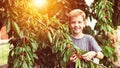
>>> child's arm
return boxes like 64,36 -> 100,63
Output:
82,51 -> 104,61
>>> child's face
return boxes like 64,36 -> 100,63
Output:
69,15 -> 85,34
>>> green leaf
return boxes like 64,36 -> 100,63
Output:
12,22 -> 23,38
33,54 -> 38,59
6,19 -> 11,33
75,59 -> 81,68
102,46 -> 114,57
8,0 -> 12,6
12,9 -> 18,16
90,62 -> 95,68
49,26 -> 55,35
30,42 -> 38,52
15,46 -> 23,54
105,46 -> 114,55
22,61 -> 28,68
13,59 -> 20,68
47,31 -> 52,43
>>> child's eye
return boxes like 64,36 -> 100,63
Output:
78,21 -> 82,23
71,21 -> 75,24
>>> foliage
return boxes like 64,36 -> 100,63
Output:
91,0 -> 113,33
0,44 -> 10,64
89,0 -> 118,67
0,0 -> 87,68
0,0 -> 120,68
112,0 -> 120,28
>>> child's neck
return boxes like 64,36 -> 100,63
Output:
71,33 -> 84,39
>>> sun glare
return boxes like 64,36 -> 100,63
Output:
85,0 -> 94,6
33,0 -> 47,8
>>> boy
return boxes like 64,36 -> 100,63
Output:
67,9 -> 104,68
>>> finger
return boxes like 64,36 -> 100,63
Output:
82,54 -> 87,56
82,56 -> 91,61
86,57 -> 91,61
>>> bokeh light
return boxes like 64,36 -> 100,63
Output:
33,0 -> 47,8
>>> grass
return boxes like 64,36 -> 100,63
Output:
0,43 -> 10,65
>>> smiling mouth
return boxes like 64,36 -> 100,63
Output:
74,27 -> 81,30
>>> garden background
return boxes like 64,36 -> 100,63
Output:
0,0 -> 120,68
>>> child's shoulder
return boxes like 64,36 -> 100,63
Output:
84,34 -> 94,39
84,34 -> 92,37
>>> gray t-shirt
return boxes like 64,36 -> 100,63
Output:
70,34 -> 102,52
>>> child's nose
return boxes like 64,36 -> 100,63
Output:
75,22 -> 79,26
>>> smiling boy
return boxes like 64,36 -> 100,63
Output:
67,9 -> 104,68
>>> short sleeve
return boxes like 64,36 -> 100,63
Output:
88,35 -> 102,52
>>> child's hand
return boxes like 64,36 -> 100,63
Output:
82,51 -> 96,61
70,54 -> 77,62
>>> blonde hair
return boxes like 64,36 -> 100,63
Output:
68,9 -> 86,21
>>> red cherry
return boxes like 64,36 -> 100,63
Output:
104,15 -> 108,19
104,8 -> 108,12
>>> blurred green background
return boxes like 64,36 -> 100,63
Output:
0,44 -> 10,65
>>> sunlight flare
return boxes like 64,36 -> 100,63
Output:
33,0 -> 47,8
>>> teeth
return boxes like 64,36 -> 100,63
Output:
74,28 -> 80,29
